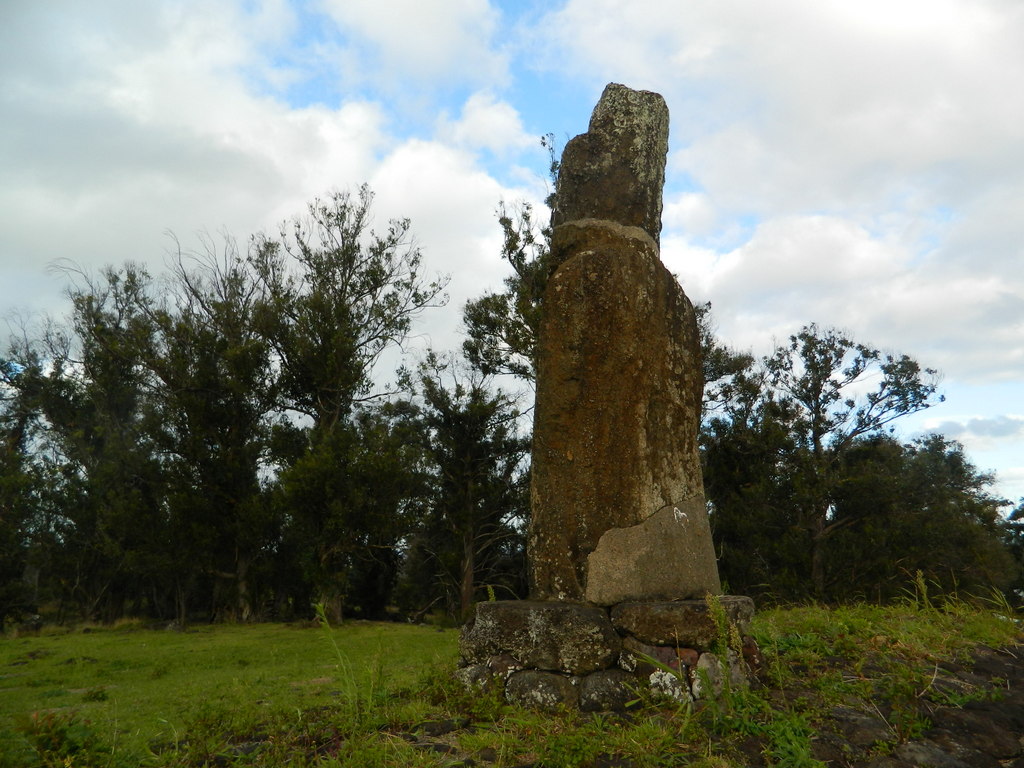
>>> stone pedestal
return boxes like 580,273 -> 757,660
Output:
458,598 -> 758,712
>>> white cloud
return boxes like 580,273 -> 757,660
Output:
534,0 -> 1024,389
0,0 -> 537,356
2,0 -> 1022,506
0,1 -> 393,298
663,192 -> 718,239
317,0 -> 506,88
544,0 -> 1024,211
665,215 -> 907,353
369,138 -> 537,350
436,91 -> 534,155
1000,467 -> 1024,505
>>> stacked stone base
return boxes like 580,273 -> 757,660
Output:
457,597 -> 758,712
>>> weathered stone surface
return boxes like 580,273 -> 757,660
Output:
620,637 -> 678,675
676,647 -> 700,667
486,653 -> 523,680
454,663 -> 493,691
648,668 -> 692,704
579,669 -> 636,712
460,600 -> 620,675
586,500 -> 721,605
505,670 -> 579,711
526,84 -> 719,603
892,740 -> 977,768
550,83 -> 669,245
528,220 -> 709,601
929,706 -> 1022,758
726,649 -> 749,690
690,652 -> 725,700
830,706 -> 893,748
610,597 -> 755,649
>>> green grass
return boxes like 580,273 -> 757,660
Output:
1,620 -> 457,766
1,594 -> 1020,767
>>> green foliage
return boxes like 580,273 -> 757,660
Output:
1,172 -> 1020,631
702,320 -> 1013,604
761,711 -> 826,768
3,709 -> 140,768
250,184 -> 448,427
536,715 -> 607,767
462,200 -> 551,381
0,184 -> 454,625
279,409 -> 423,620
398,352 -> 529,621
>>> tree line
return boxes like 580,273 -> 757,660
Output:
2,186 -> 1022,630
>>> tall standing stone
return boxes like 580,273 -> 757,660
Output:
528,83 -> 721,604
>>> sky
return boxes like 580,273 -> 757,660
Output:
2,0 -> 1022,505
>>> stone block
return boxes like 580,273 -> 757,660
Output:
454,663 -> 493,691
610,596 -> 754,649
691,652 -> 725,700
585,500 -> 722,605
528,222 -> 708,602
460,600 -> 620,675
550,83 -> 669,244
727,649 -> 750,690
579,669 -> 636,712
620,636 -> 678,671
505,670 -> 579,711
648,668 -> 693,704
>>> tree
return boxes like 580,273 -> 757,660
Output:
462,201 -> 551,382
402,353 -> 529,621
826,434 -> 1014,599
702,385 -> 810,600
275,404 -> 425,620
146,245 -> 281,622
250,185 -> 449,429
462,135 -> 560,382
0,186 -> 453,625
10,269 -> 171,623
763,324 -> 942,597
249,186 -> 448,620
703,323 -> 945,600
1003,498 -> 1024,604
0,358 -> 42,630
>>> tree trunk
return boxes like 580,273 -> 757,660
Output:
175,581 -> 188,626
459,528 -> 475,623
811,535 -> 825,599
236,552 -> 252,622
319,593 -> 343,625
810,511 -> 827,599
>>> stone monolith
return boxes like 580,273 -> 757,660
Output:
527,83 -> 721,604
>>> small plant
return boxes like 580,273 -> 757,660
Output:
537,716 -> 607,768
0,727 -> 39,768
706,592 -> 732,656
901,570 -> 938,614
877,660 -> 932,742
11,710 -> 138,768
761,711 -> 826,768
313,602 -> 393,729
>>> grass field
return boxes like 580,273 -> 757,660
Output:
1,590 -> 1020,767
1,619 -> 459,766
